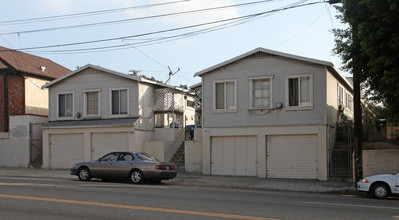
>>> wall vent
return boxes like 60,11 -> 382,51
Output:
245,52 -> 278,59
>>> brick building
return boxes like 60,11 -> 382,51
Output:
0,46 -> 70,132
0,47 -> 70,167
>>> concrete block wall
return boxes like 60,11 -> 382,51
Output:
9,115 -> 48,139
363,150 -> 399,176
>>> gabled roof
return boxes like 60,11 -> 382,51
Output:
42,64 -> 182,91
195,47 -> 333,77
194,47 -> 352,92
0,46 -> 70,79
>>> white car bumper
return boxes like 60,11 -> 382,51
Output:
357,181 -> 371,192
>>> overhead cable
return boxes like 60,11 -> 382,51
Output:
0,0 -> 276,36
2,1 -> 322,54
0,0 -> 191,26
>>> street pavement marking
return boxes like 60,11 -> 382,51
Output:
302,201 -> 399,210
0,194 -> 279,220
0,183 -> 64,187
0,181 -> 168,189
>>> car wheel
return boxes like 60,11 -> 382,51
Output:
371,183 -> 390,199
78,167 -> 91,181
130,170 -> 144,184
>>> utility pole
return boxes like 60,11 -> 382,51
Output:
353,72 -> 363,182
327,0 -> 363,182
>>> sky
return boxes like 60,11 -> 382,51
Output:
0,0 -> 347,87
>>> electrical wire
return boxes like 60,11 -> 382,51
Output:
0,0 -> 191,26
4,1 -> 322,54
123,39 -> 168,69
0,0 -> 276,36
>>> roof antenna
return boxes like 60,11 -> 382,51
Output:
165,66 -> 180,84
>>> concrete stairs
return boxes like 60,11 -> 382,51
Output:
170,142 -> 185,172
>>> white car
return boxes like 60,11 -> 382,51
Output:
357,172 -> 399,199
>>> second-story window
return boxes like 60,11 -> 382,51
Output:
250,77 -> 273,109
58,93 -> 73,118
85,91 -> 99,116
111,89 -> 128,115
213,80 -> 237,111
338,85 -> 344,106
346,92 -> 353,112
287,75 -> 312,108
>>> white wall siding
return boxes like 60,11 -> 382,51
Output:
202,56 -> 327,128
48,68 -> 139,121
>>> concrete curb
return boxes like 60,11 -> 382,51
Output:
0,168 -> 357,194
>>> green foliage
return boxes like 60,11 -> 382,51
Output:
179,84 -> 188,89
336,112 -> 353,142
139,74 -> 163,84
333,0 -> 399,120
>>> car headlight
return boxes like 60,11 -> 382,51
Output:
361,178 -> 369,183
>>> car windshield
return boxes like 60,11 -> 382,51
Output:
136,152 -> 159,161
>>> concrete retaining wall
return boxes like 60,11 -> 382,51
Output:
363,150 -> 399,176
0,139 -> 30,167
185,141 -> 202,173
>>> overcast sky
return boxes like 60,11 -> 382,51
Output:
0,0 -> 347,86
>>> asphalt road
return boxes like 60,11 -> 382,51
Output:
0,176 -> 398,220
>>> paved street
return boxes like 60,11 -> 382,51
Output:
0,176 -> 398,220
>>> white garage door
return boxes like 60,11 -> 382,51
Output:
267,135 -> 318,179
91,132 -> 129,160
50,134 -> 84,169
211,136 -> 257,176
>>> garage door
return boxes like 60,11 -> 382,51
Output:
211,136 -> 257,176
50,134 -> 84,169
91,132 -> 129,160
267,135 -> 317,179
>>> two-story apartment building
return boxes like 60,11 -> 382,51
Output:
0,46 -> 70,167
192,48 -> 353,180
42,64 -> 195,169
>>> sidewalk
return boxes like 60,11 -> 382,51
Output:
0,168 -> 357,194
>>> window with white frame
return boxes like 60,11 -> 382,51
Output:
346,92 -> 353,112
287,75 -> 312,108
58,93 -> 73,117
214,80 -> 237,111
85,91 -> 100,116
338,85 -> 344,106
111,89 -> 128,115
250,77 -> 272,108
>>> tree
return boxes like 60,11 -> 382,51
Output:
333,0 -> 399,120
333,0 -> 399,182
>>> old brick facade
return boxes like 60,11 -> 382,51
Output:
0,74 -> 5,132
0,73 -> 25,132
7,74 -> 25,116
0,47 -> 70,133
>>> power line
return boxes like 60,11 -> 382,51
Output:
123,39 -> 168,69
0,0 -> 276,36
2,1 -> 322,53
0,0 -> 190,26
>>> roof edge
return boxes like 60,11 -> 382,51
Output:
42,64 -> 143,88
194,47 -> 334,77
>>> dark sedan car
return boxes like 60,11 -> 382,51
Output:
71,152 -> 177,184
